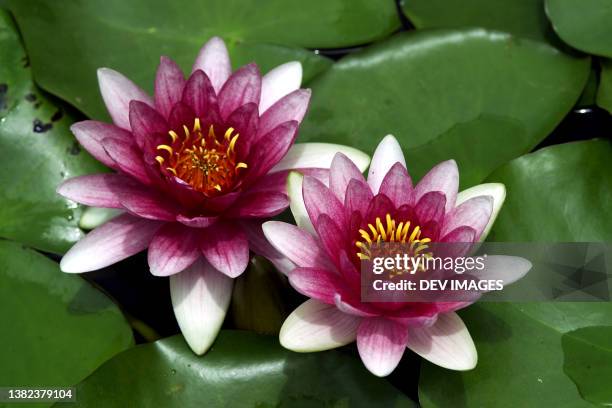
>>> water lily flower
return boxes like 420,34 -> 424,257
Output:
263,135 -> 531,377
57,36 -> 369,355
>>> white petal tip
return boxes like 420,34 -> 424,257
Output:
59,257 -> 85,274
79,207 -> 123,230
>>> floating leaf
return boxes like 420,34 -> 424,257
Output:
419,303 -> 612,407
0,9 -> 106,253
545,0 -> 612,57
0,240 -> 133,406
299,29 -> 589,187
6,0 -> 401,119
56,331 -> 415,407
401,0 -> 555,43
487,139 -> 612,242
597,59 -> 612,113
419,140 -> 612,407
562,326 -> 612,406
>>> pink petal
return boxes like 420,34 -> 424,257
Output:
129,100 -> 168,150
155,56 -> 186,119
227,192 -> 289,218
330,152 -> 366,203
334,293 -> 379,318
440,226 -> 477,243
192,36 -> 231,94
415,191 -> 446,225
289,267 -> 344,304
182,69 -> 218,119
405,312 -> 477,370
442,196 -> 493,240
344,178 -> 374,216
200,222 -> 249,278
260,62 -> 302,113
241,220 -> 295,275
168,101 -> 195,131
60,214 -> 162,273
170,258 -> 233,354
115,182 -> 181,221
57,174 -> 124,208
315,214 -> 347,262
148,223 -> 201,276
356,317 -> 409,377
218,63 -> 261,120
226,103 -> 259,158
246,121 -> 298,179
368,135 -> 406,194
414,160 -> 459,214
280,299 -> 361,352
262,221 -> 332,269
71,121 -> 132,169
364,194 -> 395,223
97,68 -> 153,129
244,171 -> 289,195
176,214 -> 218,228
258,89 -> 311,140
378,162 -> 413,207
101,138 -> 150,184
302,175 -> 346,231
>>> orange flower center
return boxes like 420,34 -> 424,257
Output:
154,118 -> 248,196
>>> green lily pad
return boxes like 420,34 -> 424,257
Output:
6,0 -> 401,120
401,0 -> 555,43
419,140 -> 612,407
562,326 -> 612,406
597,59 -> 612,113
576,63 -> 599,107
487,139 -> 612,242
545,0 -> 612,57
0,9 -> 106,254
419,303 -> 612,408
299,29 -> 589,188
0,240 -> 133,407
56,331 -> 415,408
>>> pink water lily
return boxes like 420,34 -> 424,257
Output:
263,135 -> 531,376
57,36 -> 369,355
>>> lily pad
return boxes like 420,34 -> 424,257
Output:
0,240 -> 133,407
5,0 -> 401,120
419,140 -> 612,407
419,303 -> 612,408
562,326 -> 612,406
56,331 -> 415,408
0,9 -> 106,254
545,0 -> 612,57
299,29 -> 589,188
401,0 -> 555,43
597,59 -> 612,113
487,139 -> 612,242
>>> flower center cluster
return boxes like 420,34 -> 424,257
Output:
155,118 -> 248,195
355,214 -> 431,267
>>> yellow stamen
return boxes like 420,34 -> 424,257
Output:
156,144 -> 173,154
224,127 -> 234,141
153,120 -> 247,196
355,214 -> 431,269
